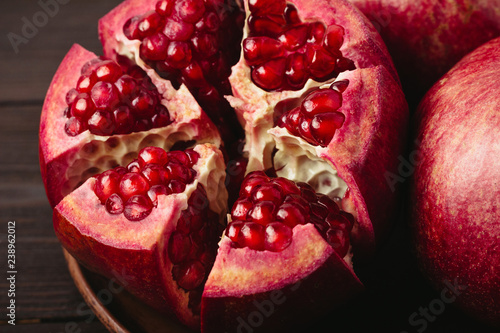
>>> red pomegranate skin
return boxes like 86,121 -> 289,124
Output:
411,37 -> 500,328
350,0 -> 500,103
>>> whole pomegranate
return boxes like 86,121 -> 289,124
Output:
411,37 -> 500,328
40,0 -> 409,331
350,0 -> 500,104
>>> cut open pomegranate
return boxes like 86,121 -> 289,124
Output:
42,0 -> 410,331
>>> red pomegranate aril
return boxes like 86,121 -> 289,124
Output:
70,94 -> 95,118
278,24 -> 309,51
264,222 -> 293,252
166,162 -> 191,182
243,37 -> 284,66
119,172 -> 150,201
152,105 -> 172,127
176,260 -> 205,290
181,62 -> 205,86
301,88 -> 342,116
275,203 -> 306,228
191,33 -> 217,57
252,57 -> 286,91
141,33 -> 170,61
251,183 -> 283,203
226,221 -> 244,242
239,171 -> 270,197
307,46 -> 337,81
163,18 -> 194,41
169,231 -> 191,264
155,0 -> 174,16
326,228 -> 349,257
91,81 -> 120,110
81,57 -> 102,76
65,117 -> 86,136
87,110 -> 116,136
248,201 -> 276,225
284,107 -> 301,136
232,198 -> 253,221
127,160 -> 141,173
324,24 -> 344,55
138,11 -> 164,37
95,60 -> 122,83
142,164 -> 169,185
339,211 -> 355,231
168,179 -> 186,193
318,194 -> 340,214
123,194 -> 153,221
271,177 -> 301,195
248,0 -> 286,16
284,3 -> 301,24
248,15 -> 285,38
114,75 -> 137,97
168,150 -> 190,166
330,79 -> 349,93
237,222 -> 265,251
311,112 -> 345,146
94,169 -> 122,204
285,53 -> 308,89
65,88 -> 79,105
175,0 -> 205,24
76,73 -> 97,93
307,21 -> 326,44
105,193 -> 124,214
298,117 -> 318,145
310,203 -> 329,219
131,90 -> 157,116
166,41 -> 192,68
138,146 -> 169,166
147,184 -> 169,205
113,106 -> 134,134
185,149 -> 199,165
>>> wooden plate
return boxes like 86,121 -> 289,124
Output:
63,248 -> 193,333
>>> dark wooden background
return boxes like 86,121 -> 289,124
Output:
0,1 -> 497,333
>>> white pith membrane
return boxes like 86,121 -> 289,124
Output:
61,64 -> 220,200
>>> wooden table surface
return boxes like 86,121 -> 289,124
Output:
0,1 -> 497,333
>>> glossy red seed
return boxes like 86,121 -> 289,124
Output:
175,0 -> 205,23
131,90 -> 157,117
278,24 -> 309,51
307,22 -> 326,44
123,194 -> 153,221
307,46 -> 337,81
123,16 -> 141,40
275,203 -> 306,228
285,53 -> 308,89
147,184 -> 168,205
87,110 -> 116,136
65,88 -> 79,105
141,164 -> 169,185
164,18 -> 194,41
239,172 -> 269,197
191,33 -> 217,57
231,198 -> 253,221
76,73 -> 97,93
251,183 -> 283,203
168,231 -> 191,264
284,3 -> 301,24
81,58 -> 102,76
226,221 -> 245,243
330,79 -> 349,93
94,60 -> 123,83
185,149 -> 199,165
105,193 -> 124,214
70,93 -> 95,118
138,11 -> 164,37
94,169 -> 122,204
248,0 -> 286,16
310,112 -> 345,146
243,37 -> 283,66
326,228 -> 349,257
271,177 -> 301,195
247,15 -> 285,37
127,160 -> 141,173
91,81 -> 120,110
318,194 -> 340,214
168,150 -> 189,165
152,105 -> 172,127
168,179 -> 186,193
138,146 -> 169,166
166,41 -> 192,68
112,106 -> 134,134
284,107 -> 301,136
252,57 -> 286,91
176,261 -> 205,290
298,116 -> 318,145
323,24 -> 344,55
155,0 -> 174,16
301,88 -> 342,116
166,162 -> 190,182
237,222 -> 265,250
264,222 -> 293,252
140,33 -> 170,61
119,172 -> 150,201
114,75 -> 137,97
248,201 -> 276,225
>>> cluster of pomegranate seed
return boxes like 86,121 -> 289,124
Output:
123,0 -> 244,130
225,171 -> 353,256
64,57 -> 171,137
168,185 -> 222,314
93,146 -> 199,221
276,80 -> 348,147
244,0 -> 355,91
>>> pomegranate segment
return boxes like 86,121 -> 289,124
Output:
64,57 -> 172,136
116,0 -> 244,138
244,0 -> 354,91
93,146 -> 198,221
226,171 -> 353,256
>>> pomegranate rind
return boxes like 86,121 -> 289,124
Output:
411,37 -> 500,327
201,224 -> 363,332
53,143 -> 227,329
39,44 -> 221,207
